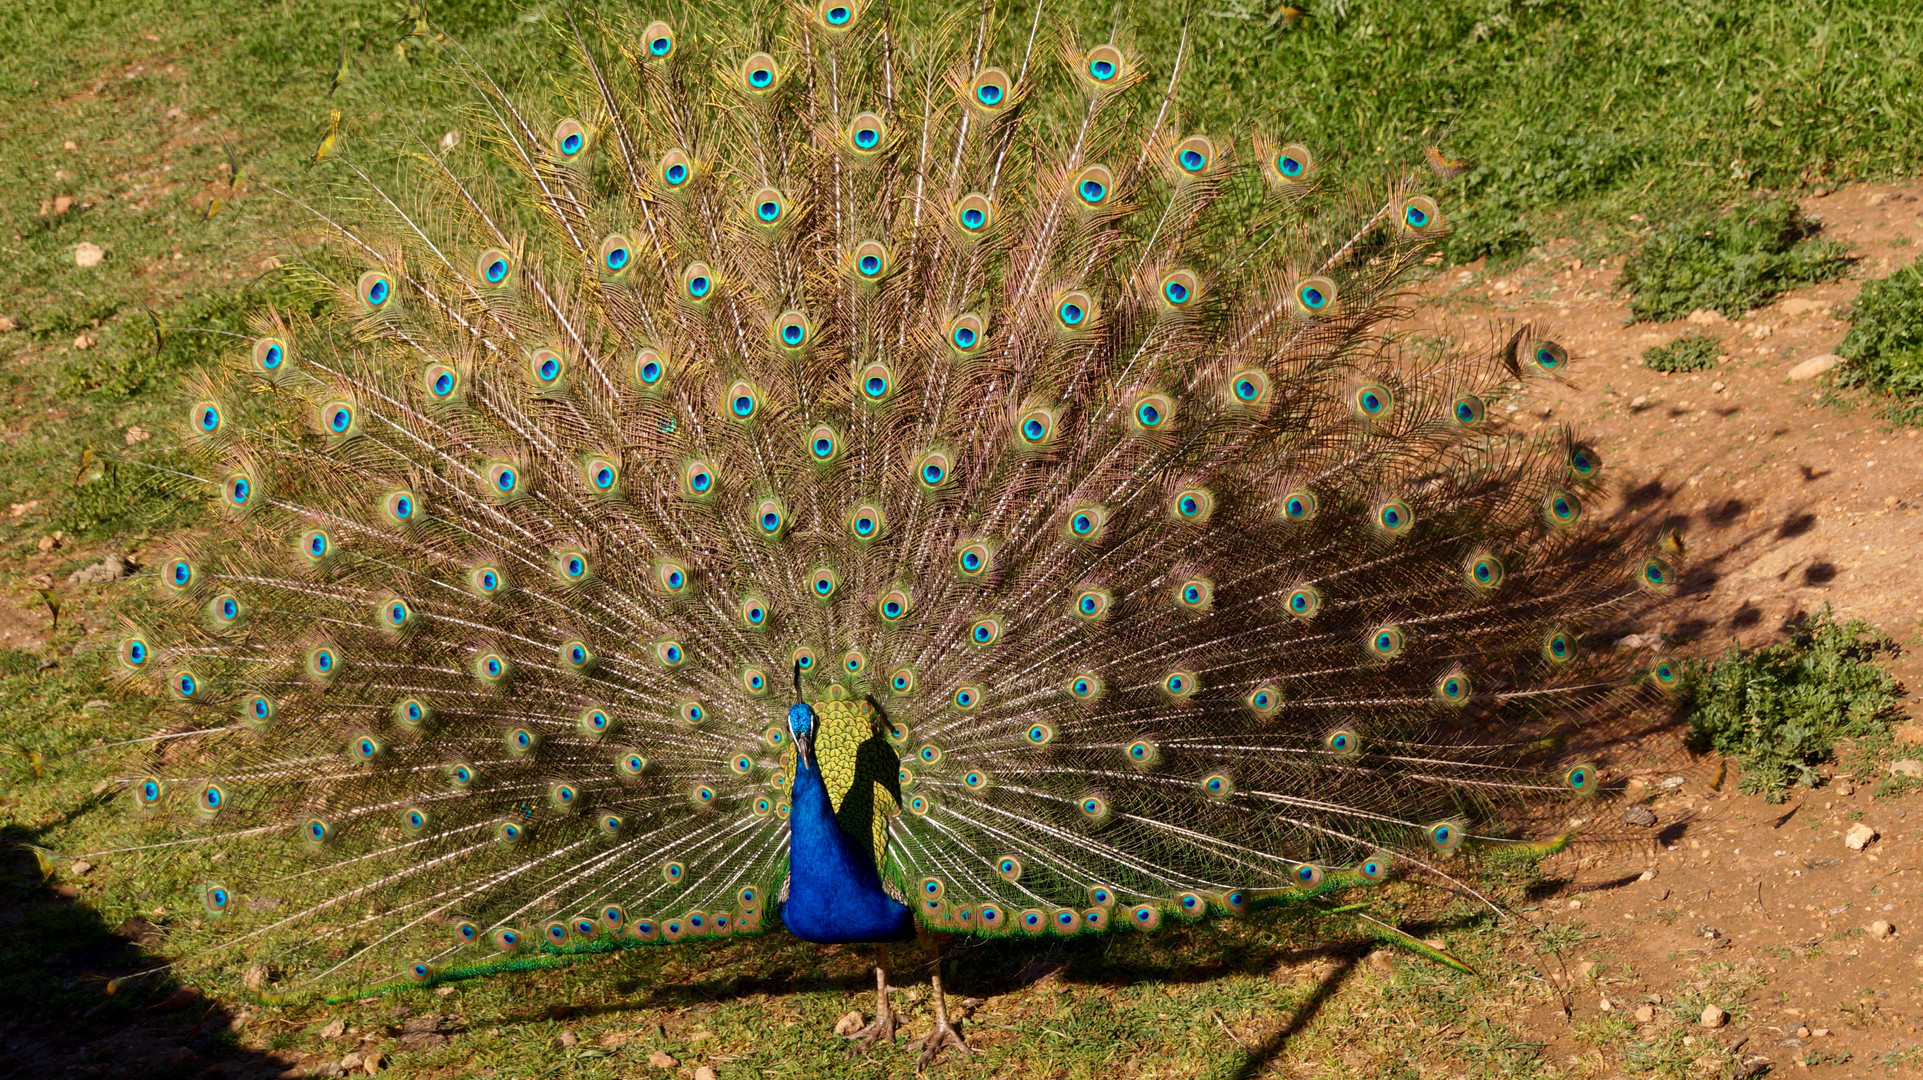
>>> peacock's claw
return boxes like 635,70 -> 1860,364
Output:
844,1004 -> 900,1052
908,1017 -> 973,1069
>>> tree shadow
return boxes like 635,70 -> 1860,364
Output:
0,823 -> 296,1079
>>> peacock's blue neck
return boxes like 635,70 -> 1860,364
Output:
780,746 -> 913,944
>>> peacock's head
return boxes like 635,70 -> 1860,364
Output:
787,701 -> 816,764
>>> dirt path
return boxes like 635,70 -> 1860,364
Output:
1414,183 -> 1923,1076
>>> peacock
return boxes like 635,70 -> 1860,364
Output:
61,1 -> 1678,1065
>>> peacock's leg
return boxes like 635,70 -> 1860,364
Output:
907,967 -> 973,1067
844,943 -> 899,1051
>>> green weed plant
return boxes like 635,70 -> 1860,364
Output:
1683,607 -> 1902,802
1836,262 -> 1923,425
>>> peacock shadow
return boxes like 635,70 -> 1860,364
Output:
0,814 -> 295,1078
584,902 -> 1484,1076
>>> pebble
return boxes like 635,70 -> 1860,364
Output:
694,1068 -> 717,1080
1700,1004 -> 1728,1029
1869,920 -> 1896,940
1845,823 -> 1879,851
1786,353 -> 1843,381
1622,805 -> 1658,827
74,241 -> 104,267
1888,760 -> 1923,778
834,1010 -> 865,1035
320,1019 -> 347,1039
647,1050 -> 678,1069
1634,1005 -> 1656,1023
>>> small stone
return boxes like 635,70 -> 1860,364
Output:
361,1052 -> 383,1075
1622,805 -> 1658,827
647,1050 -> 677,1069
834,1010 -> 864,1035
1795,1025 -> 1810,1038
52,194 -> 75,215
0,316 -> 14,332
73,333 -> 95,350
1846,823 -> 1879,851
435,985 -> 456,996
1700,1005 -> 1728,1029
1686,308 -> 1726,325
693,1069 -> 717,1080
70,860 -> 93,875
1634,1005 -> 1656,1023
1835,778 -> 1855,796
1869,920 -> 1896,939
1893,723 -> 1923,745
125,425 -> 151,445
1577,960 -> 1598,981
1614,633 -> 1658,650
1779,298 -> 1831,316
320,1019 -> 347,1039
1599,996 -> 1614,1011
1629,395 -> 1648,407
440,131 -> 459,151
1787,353 -> 1843,381
1367,949 -> 1394,973
242,963 -> 272,990
74,241 -> 105,267
1812,1027 -> 1829,1037
1889,760 -> 1923,778
1637,868 -> 1656,882
552,1031 -> 578,1048
1567,899 -> 1582,910
339,1053 -> 362,1071
62,138 -> 77,150
37,535 -> 58,552
68,554 -> 131,585
312,1065 -> 345,1078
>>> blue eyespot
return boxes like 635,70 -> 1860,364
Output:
561,132 -> 583,155
649,34 -> 671,56
1278,153 -> 1304,176
977,84 -> 1003,106
781,324 -> 803,346
605,245 -> 629,270
365,277 -> 390,306
734,393 -> 755,416
749,68 -> 772,88
688,275 -> 711,298
260,343 -> 283,369
485,258 -> 508,283
1090,58 -> 1115,80
859,254 -> 881,276
826,5 -> 851,25
199,405 -> 220,431
593,467 -> 614,489
329,405 -> 352,432
1164,280 -> 1189,304
1058,301 -> 1084,325
952,325 -> 977,348
1137,402 -> 1161,426
961,207 -> 984,229
664,163 -> 687,185
1080,179 -> 1105,203
639,360 -> 663,383
1300,284 -> 1325,309
922,463 -> 944,484
1180,149 -> 1204,171
854,127 -> 878,149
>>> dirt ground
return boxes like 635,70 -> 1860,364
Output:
1409,181 -> 1923,1078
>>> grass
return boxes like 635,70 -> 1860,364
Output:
1642,332 -> 1723,373
1617,199 -> 1853,322
1681,607 -> 1904,803
1836,261 -> 1923,424
3,0 -> 1920,1076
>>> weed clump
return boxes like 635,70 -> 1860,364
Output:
1836,263 -> 1923,425
1619,200 -> 1851,322
1682,607 -> 1901,802
1642,333 -> 1722,373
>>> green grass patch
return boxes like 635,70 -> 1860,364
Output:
1682,607 -> 1903,803
1618,199 -> 1852,322
1642,332 -> 1723,373
1836,262 -> 1923,425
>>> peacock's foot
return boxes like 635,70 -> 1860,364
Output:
843,1004 -> 900,1052
908,1018 -> 973,1069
